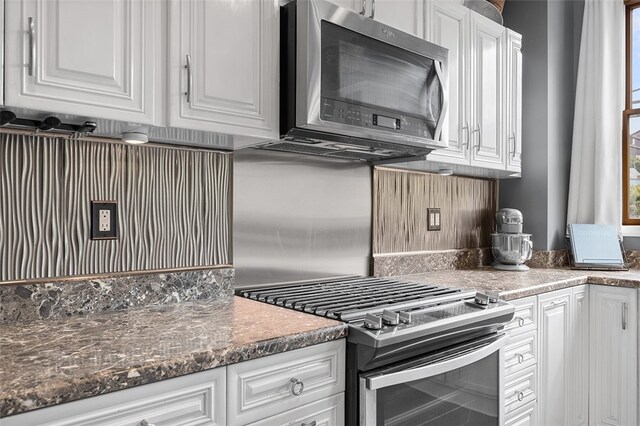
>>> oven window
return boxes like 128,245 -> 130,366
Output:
373,351 -> 499,426
320,21 -> 440,123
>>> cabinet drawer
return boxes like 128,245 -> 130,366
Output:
505,400 -> 537,426
504,296 -> 537,335
227,340 -> 346,425
247,393 -> 345,426
2,367 -> 226,426
505,365 -> 537,414
504,330 -> 537,376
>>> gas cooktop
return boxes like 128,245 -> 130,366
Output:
237,276 -> 514,349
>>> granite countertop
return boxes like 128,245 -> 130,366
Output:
397,267 -> 640,300
0,297 -> 347,418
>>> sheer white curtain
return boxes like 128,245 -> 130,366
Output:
567,0 -> 625,230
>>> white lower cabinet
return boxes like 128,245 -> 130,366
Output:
505,401 -> 537,426
247,393 -> 345,426
506,284 -> 639,426
2,340 -> 346,426
590,285 -> 638,426
227,339 -> 345,425
503,295 -> 539,421
1,367 -> 227,426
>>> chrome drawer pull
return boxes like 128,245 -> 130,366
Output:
291,377 -> 304,396
301,421 -> 317,426
140,420 -> 155,426
514,316 -> 525,327
28,17 -> 36,76
517,353 -> 524,364
517,391 -> 524,401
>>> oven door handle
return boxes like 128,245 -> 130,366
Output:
365,334 -> 508,391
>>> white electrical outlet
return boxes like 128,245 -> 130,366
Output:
99,210 -> 111,232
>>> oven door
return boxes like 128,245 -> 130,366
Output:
359,334 -> 507,426
294,0 -> 448,147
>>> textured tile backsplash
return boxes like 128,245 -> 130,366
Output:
373,167 -> 498,254
0,132 -> 231,282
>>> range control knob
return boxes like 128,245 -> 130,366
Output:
381,309 -> 399,326
364,313 -> 383,330
475,292 -> 490,305
475,291 -> 500,305
399,311 -> 412,324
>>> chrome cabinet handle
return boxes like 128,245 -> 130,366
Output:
140,420 -> 155,426
515,316 -> 525,327
623,302 -> 628,330
301,422 -> 317,426
359,0 -> 366,15
461,121 -> 470,148
28,17 -> 36,76
184,54 -> 192,103
472,123 -> 481,151
516,353 -> 524,364
509,132 -> 517,158
291,377 -> 304,396
370,0 -> 376,19
517,391 -> 524,402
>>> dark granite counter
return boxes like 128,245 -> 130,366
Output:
397,268 -> 640,300
0,297 -> 347,418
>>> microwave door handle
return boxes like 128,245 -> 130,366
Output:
433,61 -> 448,143
365,334 -> 507,391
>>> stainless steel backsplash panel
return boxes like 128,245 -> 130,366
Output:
233,149 -> 371,287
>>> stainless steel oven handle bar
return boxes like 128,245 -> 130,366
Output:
365,334 -> 507,390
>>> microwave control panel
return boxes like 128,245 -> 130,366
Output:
320,98 -> 433,139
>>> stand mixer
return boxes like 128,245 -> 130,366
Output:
491,208 -> 533,271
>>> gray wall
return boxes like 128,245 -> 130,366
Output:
500,0 -> 584,250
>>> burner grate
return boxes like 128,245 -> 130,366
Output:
237,276 -> 474,322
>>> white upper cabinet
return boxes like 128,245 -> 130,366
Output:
329,0 -> 424,37
589,285 -> 638,426
424,1 -> 470,164
167,0 -> 279,139
372,0 -> 425,37
4,0 -> 160,123
469,14 -> 505,169
505,29 -> 523,172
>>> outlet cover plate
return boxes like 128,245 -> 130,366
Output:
91,201 -> 117,240
428,208 -> 441,231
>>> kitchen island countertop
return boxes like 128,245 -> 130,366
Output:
0,297 -> 347,418
396,267 -> 640,300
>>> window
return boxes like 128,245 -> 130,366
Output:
624,1 -> 640,224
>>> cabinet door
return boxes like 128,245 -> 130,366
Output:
505,29 -> 523,172
373,0 -> 424,37
4,0 -> 159,123
247,394 -> 345,426
538,288 -> 572,426
590,285 -> 638,426
330,0 -> 360,12
168,0 -> 279,139
469,14 -> 505,169
424,1 -> 470,164
2,367 -> 227,426
571,286 -> 589,426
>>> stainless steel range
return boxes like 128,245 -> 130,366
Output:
237,276 -> 515,425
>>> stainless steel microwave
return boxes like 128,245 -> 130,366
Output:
264,0 -> 449,164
